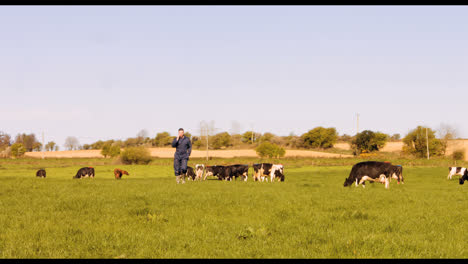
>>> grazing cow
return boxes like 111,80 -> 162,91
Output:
195,164 -> 205,180
459,170 -> 468,185
448,167 -> 467,180
204,165 -> 225,180
114,168 -> 129,179
343,161 -> 394,189
73,167 -> 95,179
253,163 -> 285,182
36,169 -> 46,178
185,166 -> 197,181
229,164 -> 249,181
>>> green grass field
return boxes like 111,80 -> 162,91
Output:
1,158 -> 468,258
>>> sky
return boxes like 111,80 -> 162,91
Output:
1,6 -> 467,148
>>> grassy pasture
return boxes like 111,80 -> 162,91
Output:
1,158 -> 468,258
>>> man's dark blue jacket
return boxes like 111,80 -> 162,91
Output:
172,136 -> 192,160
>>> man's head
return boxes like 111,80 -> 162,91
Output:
178,128 -> 184,138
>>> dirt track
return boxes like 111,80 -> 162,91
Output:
24,148 -> 354,159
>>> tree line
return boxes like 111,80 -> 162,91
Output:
0,124 -> 460,159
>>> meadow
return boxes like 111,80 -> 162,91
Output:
1,157 -> 468,258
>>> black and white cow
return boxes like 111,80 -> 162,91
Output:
36,169 -> 46,178
459,170 -> 468,185
343,161 -> 394,189
195,164 -> 205,181
185,166 -> 196,181
229,164 -> 249,181
448,167 -> 467,180
252,163 -> 284,182
204,165 -> 225,180
73,167 -> 95,179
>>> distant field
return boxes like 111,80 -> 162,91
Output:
1,158 -> 468,258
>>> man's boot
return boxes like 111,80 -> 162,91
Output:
181,174 -> 186,184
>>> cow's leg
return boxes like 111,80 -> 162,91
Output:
355,178 -> 358,187
385,178 -> 390,189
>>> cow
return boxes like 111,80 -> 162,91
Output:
36,169 -> 46,178
114,168 -> 129,179
459,170 -> 468,185
204,165 -> 225,180
185,166 -> 197,181
343,161 -> 395,189
195,164 -> 205,180
253,163 -> 284,182
228,164 -> 249,181
448,167 -> 467,180
73,167 -> 95,179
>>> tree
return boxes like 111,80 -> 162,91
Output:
102,143 -> 120,158
64,136 -> 80,150
256,142 -> 286,158
259,132 -> 275,143
10,143 -> 26,158
438,123 -> 458,155
241,131 -> 255,144
339,134 -> 353,143
153,132 -> 172,147
351,130 -> 388,155
402,126 -> 445,158
211,132 -> 232,149
0,132 -> 11,151
390,134 -> 401,141
32,142 -> 42,152
14,133 -> 39,152
45,141 -> 56,151
301,127 -> 338,149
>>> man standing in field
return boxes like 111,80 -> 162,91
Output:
172,128 -> 192,184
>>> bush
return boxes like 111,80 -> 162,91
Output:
301,127 -> 338,149
351,130 -> 388,155
211,132 -> 232,150
120,147 -> 152,165
255,142 -> 285,158
403,126 -> 445,158
10,143 -> 26,158
452,149 -> 465,161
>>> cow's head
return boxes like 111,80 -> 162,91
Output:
123,170 -> 129,175
344,177 -> 354,187
460,171 -> 468,185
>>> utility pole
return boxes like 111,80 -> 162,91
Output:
41,131 -> 45,160
206,126 -> 209,161
426,127 -> 430,160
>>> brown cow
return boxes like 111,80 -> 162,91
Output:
114,168 -> 129,179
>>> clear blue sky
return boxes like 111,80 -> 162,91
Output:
1,6 -> 467,148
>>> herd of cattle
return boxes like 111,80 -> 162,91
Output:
34,161 -> 468,188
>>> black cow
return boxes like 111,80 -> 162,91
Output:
36,169 -> 46,178
344,161 -> 394,189
186,166 -> 197,181
74,167 -> 95,179
228,164 -> 249,181
204,165 -> 225,180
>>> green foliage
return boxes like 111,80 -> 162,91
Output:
14,133 -> 39,152
153,132 -> 172,147
10,143 -> 26,158
452,149 -> 465,161
211,132 -> 232,150
241,131 -> 255,144
351,130 -> 388,155
45,141 -> 56,151
255,142 -> 286,158
101,144 -> 121,158
120,146 -> 152,165
32,142 -> 42,152
301,127 -> 338,149
258,132 -> 275,143
403,126 -> 445,158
